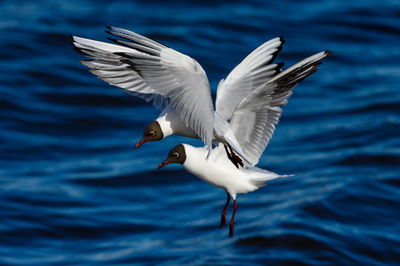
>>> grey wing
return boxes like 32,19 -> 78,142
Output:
72,27 -> 215,148
72,36 -> 166,109
230,51 -> 332,166
215,37 -> 284,121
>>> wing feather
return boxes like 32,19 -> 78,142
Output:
230,51 -> 332,166
216,37 -> 285,121
72,28 -> 215,148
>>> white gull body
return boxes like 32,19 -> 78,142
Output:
159,50 -> 331,237
182,144 -> 284,199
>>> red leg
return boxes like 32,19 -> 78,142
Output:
220,192 -> 230,228
229,199 -> 238,238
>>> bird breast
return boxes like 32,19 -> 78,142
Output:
182,145 -> 254,196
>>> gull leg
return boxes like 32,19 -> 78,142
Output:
224,144 -> 237,168
224,144 -> 239,168
220,191 -> 231,228
227,144 -> 244,168
229,199 -> 238,238
224,144 -> 231,158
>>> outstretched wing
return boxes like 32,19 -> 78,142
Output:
215,37 -> 284,121
230,51 -> 332,166
72,27 -> 215,149
73,36 -> 169,109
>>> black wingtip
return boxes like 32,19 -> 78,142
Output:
106,37 -> 119,43
325,50 -> 333,56
309,68 -> 319,76
80,59 -> 90,65
105,26 -> 112,30
72,46 -> 88,56
314,61 -> 323,69
276,62 -> 285,69
105,30 -> 112,35
271,38 -> 284,63
69,35 -> 75,45
114,52 -> 133,59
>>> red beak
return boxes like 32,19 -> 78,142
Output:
157,160 -> 171,170
135,139 -> 146,149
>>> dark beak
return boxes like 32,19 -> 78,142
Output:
135,139 -> 146,149
157,160 -> 171,170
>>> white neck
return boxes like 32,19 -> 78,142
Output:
156,112 -> 174,139
156,106 -> 198,139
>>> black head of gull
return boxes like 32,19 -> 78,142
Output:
135,121 -> 164,149
157,144 -> 186,169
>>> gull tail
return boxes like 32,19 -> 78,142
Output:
245,167 -> 293,189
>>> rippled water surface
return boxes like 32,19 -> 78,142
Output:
1,0 -> 400,265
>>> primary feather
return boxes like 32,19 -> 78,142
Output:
72,27 -> 215,150
230,51 -> 332,166
216,37 -> 284,121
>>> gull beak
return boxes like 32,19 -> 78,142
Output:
135,139 -> 146,149
157,160 -> 171,170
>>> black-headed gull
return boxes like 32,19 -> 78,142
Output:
72,27 -> 285,167
158,50 -> 332,237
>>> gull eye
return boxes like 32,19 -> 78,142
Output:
172,152 -> 179,158
147,131 -> 155,137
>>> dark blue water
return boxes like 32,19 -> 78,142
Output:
1,0 -> 400,264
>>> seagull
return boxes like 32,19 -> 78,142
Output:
158,50 -> 332,237
72,26 -> 285,167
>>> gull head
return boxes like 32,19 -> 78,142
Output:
158,144 -> 186,169
135,121 -> 164,149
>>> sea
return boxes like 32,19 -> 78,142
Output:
0,0 -> 399,264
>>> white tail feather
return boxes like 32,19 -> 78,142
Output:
245,167 -> 293,188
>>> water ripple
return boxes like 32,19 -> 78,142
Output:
1,0 -> 399,265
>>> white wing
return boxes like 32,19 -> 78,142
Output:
215,37 -> 284,121
72,27 -> 215,149
72,36 -> 169,109
230,51 -> 332,166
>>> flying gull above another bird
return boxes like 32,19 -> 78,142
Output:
72,26 -> 285,167
158,50 -> 332,237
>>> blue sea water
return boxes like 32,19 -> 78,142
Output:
1,0 -> 400,264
